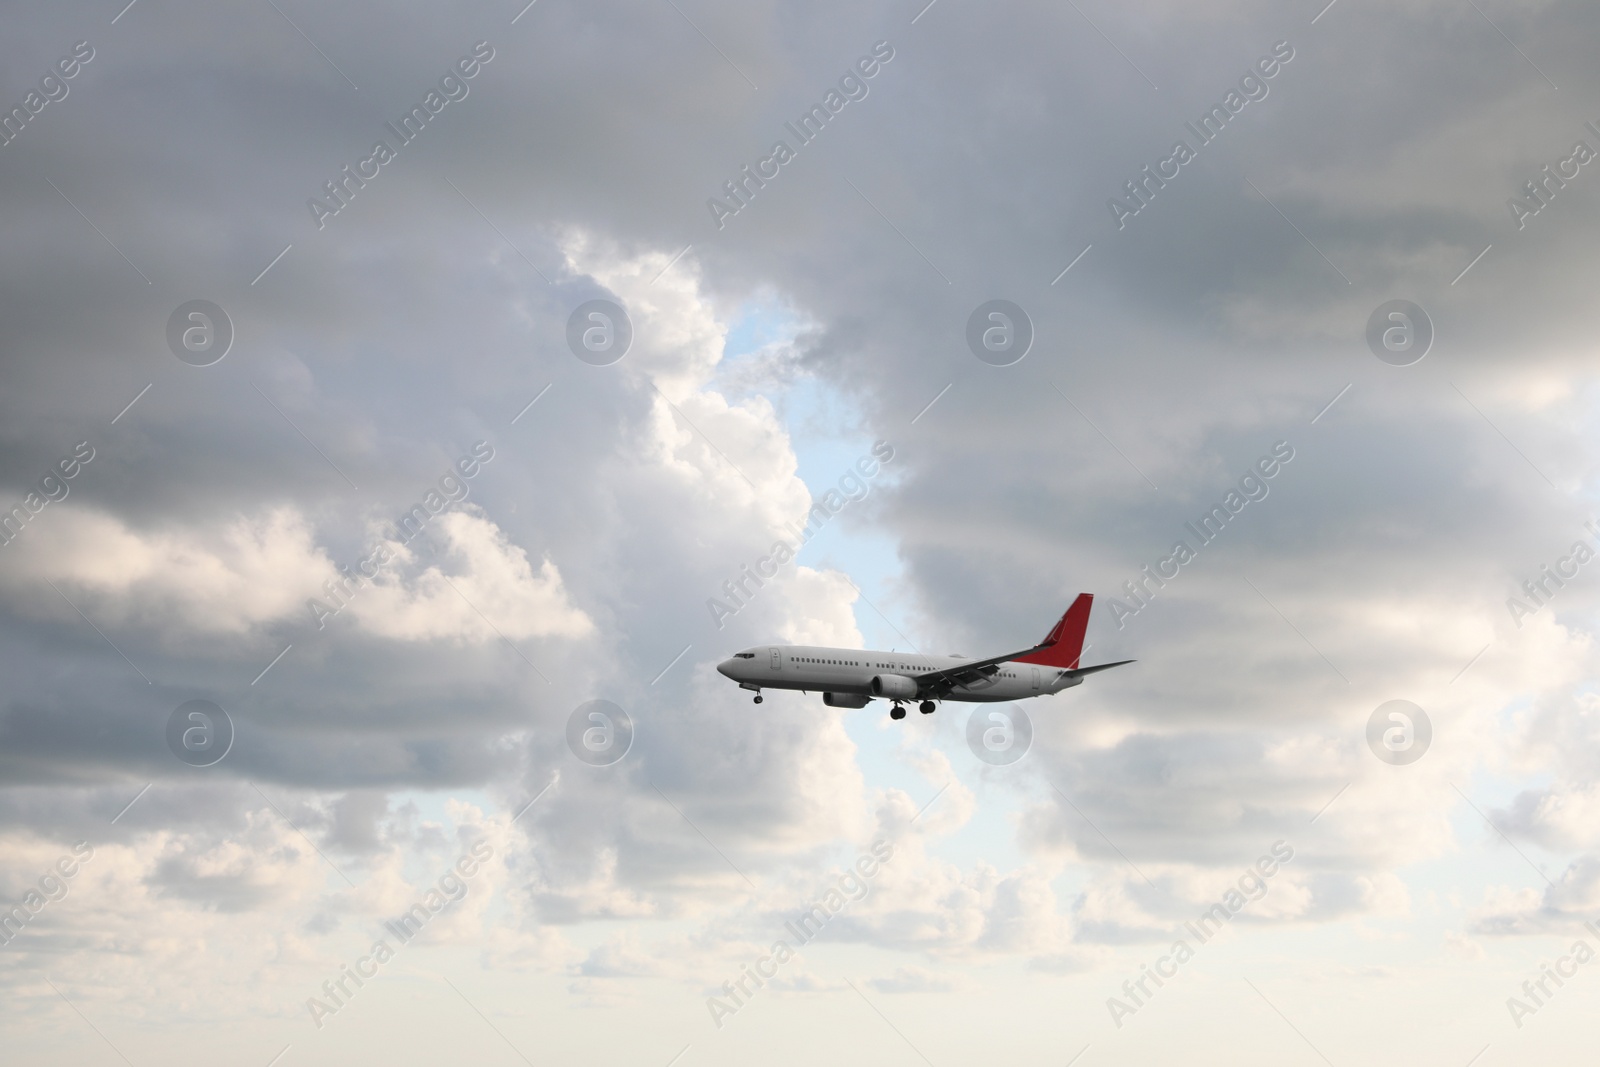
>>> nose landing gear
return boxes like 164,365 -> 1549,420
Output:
919,701 -> 936,715
753,694 -> 763,704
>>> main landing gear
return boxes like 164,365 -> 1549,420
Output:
889,701 -> 937,720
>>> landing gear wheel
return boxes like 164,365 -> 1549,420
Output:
753,695 -> 763,704
919,701 -> 936,715
889,705 -> 906,720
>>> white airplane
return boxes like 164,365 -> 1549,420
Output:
716,594 -> 1133,720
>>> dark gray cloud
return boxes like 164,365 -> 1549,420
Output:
1,0 -> 1597,1059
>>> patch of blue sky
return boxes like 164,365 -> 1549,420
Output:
717,295 -> 903,630
718,295 -> 1038,878
719,293 -> 800,363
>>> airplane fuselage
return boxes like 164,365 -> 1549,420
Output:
716,644 -> 1082,703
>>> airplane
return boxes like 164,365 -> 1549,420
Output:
716,594 -> 1133,720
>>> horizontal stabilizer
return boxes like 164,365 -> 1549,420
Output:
1060,659 -> 1135,680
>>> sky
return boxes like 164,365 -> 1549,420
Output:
1,0 -> 1599,1064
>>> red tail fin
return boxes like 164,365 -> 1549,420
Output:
1013,594 -> 1093,669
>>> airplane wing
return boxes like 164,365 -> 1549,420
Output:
909,643 -> 1052,695
912,653 -> 1136,696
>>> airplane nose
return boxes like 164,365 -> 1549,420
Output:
716,659 -> 734,678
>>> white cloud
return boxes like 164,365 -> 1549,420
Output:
1,506 -> 329,638
350,510 -> 592,643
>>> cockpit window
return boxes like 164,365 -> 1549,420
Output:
734,652 -> 755,659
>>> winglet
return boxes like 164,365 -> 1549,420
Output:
1013,594 -> 1093,669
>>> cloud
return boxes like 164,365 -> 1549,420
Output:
865,965 -> 966,994
349,510 -> 593,643
0,506 -> 329,639
2,0 -> 1600,1058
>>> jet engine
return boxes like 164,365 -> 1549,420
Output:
869,674 -> 919,699
822,692 -> 871,708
